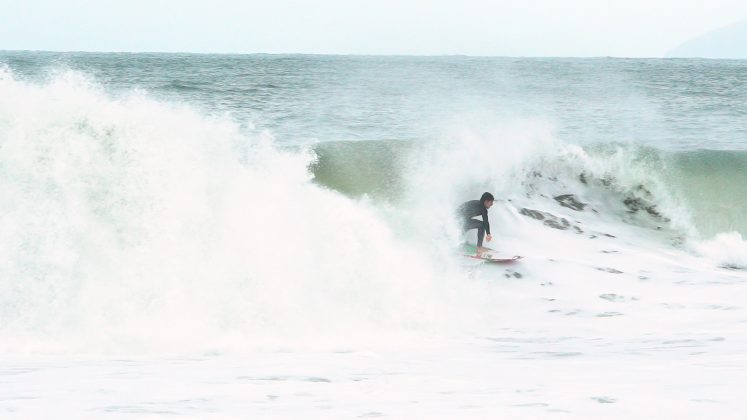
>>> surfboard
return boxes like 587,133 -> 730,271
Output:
461,244 -> 523,263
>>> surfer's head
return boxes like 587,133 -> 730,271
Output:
480,192 -> 495,209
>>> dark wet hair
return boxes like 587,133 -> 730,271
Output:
480,192 -> 495,203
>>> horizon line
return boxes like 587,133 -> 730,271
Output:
2,48 -> 745,61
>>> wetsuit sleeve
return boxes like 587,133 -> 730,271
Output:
483,207 -> 490,235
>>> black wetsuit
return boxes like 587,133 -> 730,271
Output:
457,200 -> 490,247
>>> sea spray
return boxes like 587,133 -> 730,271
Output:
694,232 -> 747,269
0,69 -> 498,354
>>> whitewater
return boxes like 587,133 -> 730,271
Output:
1,53 -> 747,419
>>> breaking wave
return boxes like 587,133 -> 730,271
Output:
1,67 -> 744,355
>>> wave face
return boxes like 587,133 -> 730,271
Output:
312,140 -> 747,239
664,149 -> 747,237
312,124 -> 747,270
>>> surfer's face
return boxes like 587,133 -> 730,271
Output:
484,200 -> 494,209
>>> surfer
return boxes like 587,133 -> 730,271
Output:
457,192 -> 494,255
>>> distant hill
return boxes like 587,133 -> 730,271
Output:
668,19 -> 747,59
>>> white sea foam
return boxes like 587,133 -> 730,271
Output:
0,68 -> 505,354
693,232 -> 747,269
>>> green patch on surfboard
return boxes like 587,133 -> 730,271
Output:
460,243 -> 523,263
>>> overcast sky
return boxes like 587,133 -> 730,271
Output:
2,0 -> 747,57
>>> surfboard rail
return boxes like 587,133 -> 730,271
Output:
463,254 -> 523,263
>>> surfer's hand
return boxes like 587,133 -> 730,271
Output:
486,234 -> 492,242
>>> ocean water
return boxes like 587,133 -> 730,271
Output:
1,52 -> 747,418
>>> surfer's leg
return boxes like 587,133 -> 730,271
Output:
463,219 -> 485,247
476,225 -> 485,247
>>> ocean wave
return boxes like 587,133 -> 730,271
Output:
1,67 -> 745,356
